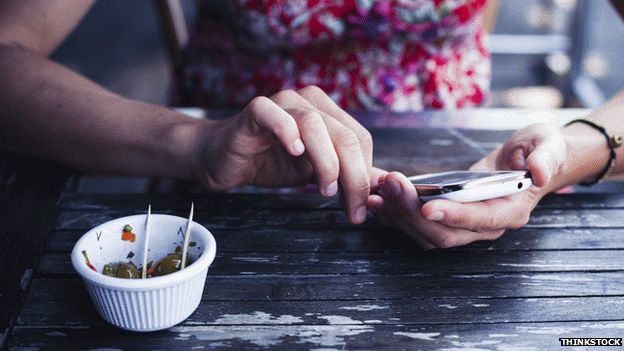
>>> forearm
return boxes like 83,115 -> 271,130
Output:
544,89 -> 624,193
0,43 -> 204,179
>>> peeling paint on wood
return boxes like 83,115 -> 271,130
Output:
7,134 -> 624,350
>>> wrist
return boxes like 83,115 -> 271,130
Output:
185,117 -> 232,191
165,117 -> 204,180
545,122 -> 611,192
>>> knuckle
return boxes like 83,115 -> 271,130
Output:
473,210 -> 498,232
344,178 -> 370,197
433,235 -> 455,249
247,96 -> 271,113
275,89 -> 299,101
336,128 -> 360,148
320,158 -> 340,178
483,213 -> 498,231
492,229 -> 505,240
511,211 -> 530,229
356,128 -> 373,147
297,111 -> 323,129
272,121 -> 294,138
352,181 -> 370,196
452,211 -> 471,227
441,208 -> 468,227
298,85 -> 324,97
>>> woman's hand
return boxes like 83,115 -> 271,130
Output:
367,123 -> 567,249
190,86 -> 373,224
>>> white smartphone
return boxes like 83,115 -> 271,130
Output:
408,170 -> 532,203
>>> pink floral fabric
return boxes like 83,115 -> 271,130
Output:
173,0 -> 491,111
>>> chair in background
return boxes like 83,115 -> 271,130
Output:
154,0 -> 188,65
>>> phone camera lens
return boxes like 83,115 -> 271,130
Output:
517,182 -> 523,189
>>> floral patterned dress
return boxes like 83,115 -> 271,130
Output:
173,0 -> 491,111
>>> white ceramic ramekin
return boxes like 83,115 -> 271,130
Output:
71,214 -> 216,331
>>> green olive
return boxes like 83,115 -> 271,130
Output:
116,262 -> 139,279
152,253 -> 182,276
102,264 -> 115,277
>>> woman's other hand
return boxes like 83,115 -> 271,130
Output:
367,123 -> 567,249
191,86 -> 373,224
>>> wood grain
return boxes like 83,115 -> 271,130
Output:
37,250 -> 624,276
6,123 -> 624,350
24,271 -> 624,302
9,322 -> 624,351
45,227 -> 624,253
0,158 -> 70,348
57,192 -> 624,211
52,207 -> 624,231
16,293 -> 624,326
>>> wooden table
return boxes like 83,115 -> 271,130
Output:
3,109 -> 624,350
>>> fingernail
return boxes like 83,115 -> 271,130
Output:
378,174 -> 387,184
426,211 -> 444,221
293,139 -> 305,155
354,206 -> 367,224
324,181 -> 338,197
386,179 -> 401,196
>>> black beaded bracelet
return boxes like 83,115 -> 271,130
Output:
564,119 -> 623,186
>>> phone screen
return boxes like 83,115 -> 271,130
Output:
409,171 -> 521,186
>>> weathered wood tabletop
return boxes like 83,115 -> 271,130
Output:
2,109 -> 624,350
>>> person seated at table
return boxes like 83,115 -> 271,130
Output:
368,89 -> 624,249
173,0 -> 494,111
0,0 -> 502,227
0,1 -> 623,246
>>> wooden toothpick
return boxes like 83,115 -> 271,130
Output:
181,202 -> 194,269
141,204 -> 152,279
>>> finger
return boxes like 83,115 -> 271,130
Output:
287,108 -> 340,197
525,140 -> 565,187
243,96 -> 305,156
297,85 -> 373,177
367,195 -> 437,249
419,225 -> 504,248
421,196 -> 532,232
269,89 -> 370,222
377,191 -> 435,249
379,172 -> 419,212
379,176 -> 506,247
324,117 -> 371,224
391,198 -> 504,248
378,173 -> 505,248
393,217 -> 438,250
367,194 -> 384,210
366,195 -> 395,228
370,167 -> 389,191
510,147 -> 527,170
377,172 -> 437,249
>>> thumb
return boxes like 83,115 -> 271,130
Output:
370,167 -> 389,191
525,141 -> 565,187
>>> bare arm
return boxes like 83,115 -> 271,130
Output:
545,89 -> 624,191
0,43 -> 201,177
0,0 -> 94,55
0,0 -> 374,223
0,0 -> 199,178
368,89 -> 624,249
